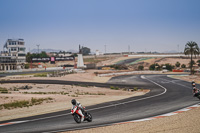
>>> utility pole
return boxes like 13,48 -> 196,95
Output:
177,45 -> 179,53
104,45 -> 107,54
36,44 -> 40,54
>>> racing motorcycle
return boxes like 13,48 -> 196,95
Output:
71,106 -> 92,123
194,92 -> 200,100
193,87 -> 200,100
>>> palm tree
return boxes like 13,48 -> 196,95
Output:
184,41 -> 200,74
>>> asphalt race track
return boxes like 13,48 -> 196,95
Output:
0,74 -> 199,133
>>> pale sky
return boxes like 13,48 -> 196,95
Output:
0,0 -> 200,53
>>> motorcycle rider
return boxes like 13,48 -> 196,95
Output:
192,80 -> 196,88
193,87 -> 200,97
71,99 -> 85,122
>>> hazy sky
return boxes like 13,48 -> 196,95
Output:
0,0 -> 200,53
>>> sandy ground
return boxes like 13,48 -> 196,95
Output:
2,70 -> 112,83
0,82 -> 148,121
158,58 -> 199,66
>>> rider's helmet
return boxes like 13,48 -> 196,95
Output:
71,99 -> 76,105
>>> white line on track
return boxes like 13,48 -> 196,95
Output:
159,77 -> 191,89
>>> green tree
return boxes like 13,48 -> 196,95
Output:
24,64 -> 30,69
188,60 -> 196,68
165,63 -> 175,71
189,60 -> 196,74
26,52 -> 32,63
26,52 -> 49,63
175,61 -> 181,68
40,51 -> 49,58
184,41 -> 200,74
181,64 -> 186,68
80,47 -> 91,55
149,63 -> 160,70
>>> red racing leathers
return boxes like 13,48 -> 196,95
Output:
71,101 -> 85,121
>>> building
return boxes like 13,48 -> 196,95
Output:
0,56 -> 17,71
0,39 -> 26,71
3,39 -> 26,63
95,50 -> 103,56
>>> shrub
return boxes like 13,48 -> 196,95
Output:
134,87 -> 138,91
34,73 -> 47,77
165,63 -> 175,71
149,63 -> 161,70
138,65 -> 144,70
110,86 -> 119,90
0,97 -> 54,110
0,87 -> 9,93
24,64 -> 30,69
175,62 -> 181,67
71,95 -> 78,97
181,64 -> 186,68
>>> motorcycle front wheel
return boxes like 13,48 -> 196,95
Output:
73,114 -> 81,123
86,112 -> 92,122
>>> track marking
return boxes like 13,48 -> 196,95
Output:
0,121 -> 27,127
88,75 -> 167,111
159,77 -> 191,89
114,103 -> 200,125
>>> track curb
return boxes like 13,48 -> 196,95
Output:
114,103 -> 200,125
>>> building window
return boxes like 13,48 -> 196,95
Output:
19,42 -> 24,45
19,48 -> 25,52
11,48 -> 17,51
18,53 -> 26,56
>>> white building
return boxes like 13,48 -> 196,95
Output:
0,39 -> 26,70
3,39 -> 26,63
96,50 -> 103,56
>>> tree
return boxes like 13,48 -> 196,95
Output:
175,61 -> 181,68
138,65 -> 144,70
188,60 -> 196,68
197,60 -> 200,67
181,64 -> 186,68
149,63 -> 161,70
184,41 -> 200,74
26,52 -> 32,63
80,47 -> 91,55
40,51 -> 48,58
165,63 -> 175,71
26,52 -> 49,63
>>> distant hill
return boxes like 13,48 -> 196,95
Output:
67,49 -> 78,53
162,50 -> 178,53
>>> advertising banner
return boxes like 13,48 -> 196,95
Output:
31,56 -> 74,63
